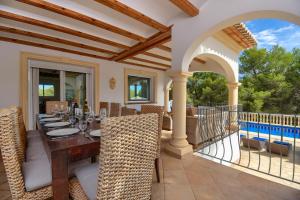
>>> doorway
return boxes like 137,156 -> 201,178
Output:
28,59 -> 95,129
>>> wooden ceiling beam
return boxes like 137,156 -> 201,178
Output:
94,0 -> 168,32
130,57 -> 171,68
0,10 -> 130,50
157,45 -> 171,52
194,57 -> 206,64
142,52 -> 171,62
0,25 -> 118,55
113,28 -> 172,61
169,0 -> 199,17
0,36 -> 112,60
119,60 -> 167,71
16,0 -> 146,42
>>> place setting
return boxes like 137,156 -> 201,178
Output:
44,109 -> 102,141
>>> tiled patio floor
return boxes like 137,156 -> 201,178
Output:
0,131 -> 300,200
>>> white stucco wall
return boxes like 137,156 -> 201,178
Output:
0,41 -> 167,111
188,36 -> 239,83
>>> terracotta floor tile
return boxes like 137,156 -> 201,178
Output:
0,182 -> 9,191
164,184 -> 196,200
0,190 -> 11,200
151,182 -> 165,200
162,156 -> 184,171
164,170 -> 189,185
191,184 -> 225,200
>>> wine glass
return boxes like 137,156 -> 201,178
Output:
69,116 -> 76,127
87,111 -> 95,124
100,108 -> 107,119
79,120 -> 87,134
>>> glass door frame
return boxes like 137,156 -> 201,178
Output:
27,58 -> 97,129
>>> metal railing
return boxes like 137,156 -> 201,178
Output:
196,105 -> 300,184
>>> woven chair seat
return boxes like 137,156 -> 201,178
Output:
22,158 -> 52,191
26,143 -> 47,162
73,163 -> 99,199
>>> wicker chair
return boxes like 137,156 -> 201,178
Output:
121,106 -> 137,116
141,105 -> 163,183
162,113 -> 172,131
46,101 -> 68,114
8,106 -> 27,164
0,108 -> 52,200
69,113 -> 158,200
109,102 -> 121,117
99,102 -> 110,117
186,107 -> 197,116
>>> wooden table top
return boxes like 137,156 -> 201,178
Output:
38,120 -> 101,159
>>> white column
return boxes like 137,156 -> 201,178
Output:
165,71 -> 193,158
227,82 -> 240,109
164,87 -> 170,112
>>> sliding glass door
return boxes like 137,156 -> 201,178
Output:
29,59 -> 95,129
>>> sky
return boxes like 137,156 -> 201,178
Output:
245,19 -> 300,51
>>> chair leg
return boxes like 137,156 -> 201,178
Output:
155,158 -> 160,183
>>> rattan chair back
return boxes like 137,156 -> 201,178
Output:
97,113 -> 158,199
141,105 -> 164,158
109,102 -> 121,117
121,107 -> 137,116
8,106 -> 26,164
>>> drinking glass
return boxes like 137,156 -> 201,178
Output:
87,111 -> 95,124
100,108 -> 107,120
79,120 -> 87,134
69,116 -> 76,127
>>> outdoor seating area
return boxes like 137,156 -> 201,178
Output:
0,0 -> 300,199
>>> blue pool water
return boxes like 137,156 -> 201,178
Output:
239,121 -> 300,139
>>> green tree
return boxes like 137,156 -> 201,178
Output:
187,72 -> 228,106
239,45 -> 296,113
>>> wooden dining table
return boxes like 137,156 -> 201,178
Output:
38,120 -> 101,200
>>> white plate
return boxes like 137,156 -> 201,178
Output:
47,128 -> 79,137
90,129 -> 101,137
39,114 -> 56,118
95,118 -> 101,122
40,117 -> 61,122
45,122 -> 70,128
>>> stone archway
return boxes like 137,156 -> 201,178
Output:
190,52 -> 239,107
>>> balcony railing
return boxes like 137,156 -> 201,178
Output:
240,112 -> 300,127
196,105 -> 300,185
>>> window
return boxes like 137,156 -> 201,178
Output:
128,76 -> 150,101
124,68 -> 157,104
39,84 -> 55,97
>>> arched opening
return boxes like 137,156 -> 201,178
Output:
176,9 -> 300,71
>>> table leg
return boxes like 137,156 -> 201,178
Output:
51,150 -> 69,200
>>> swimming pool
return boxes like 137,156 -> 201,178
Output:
239,121 -> 300,139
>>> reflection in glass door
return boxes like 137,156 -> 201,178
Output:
39,69 -> 60,114
65,72 -> 87,108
